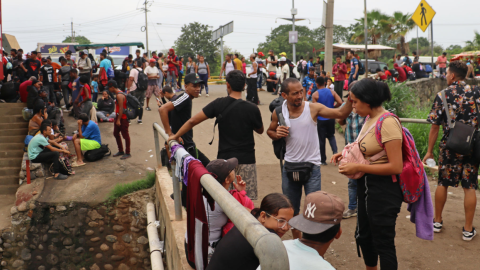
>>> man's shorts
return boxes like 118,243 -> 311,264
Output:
438,142 -> 479,190
80,139 -> 101,151
146,85 -> 161,98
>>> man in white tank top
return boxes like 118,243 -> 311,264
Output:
267,78 -> 353,239
220,54 -> 235,78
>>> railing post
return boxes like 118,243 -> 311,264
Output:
170,161 -> 183,221
153,127 -> 162,168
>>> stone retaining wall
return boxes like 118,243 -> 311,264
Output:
0,190 -> 155,270
405,78 -> 480,106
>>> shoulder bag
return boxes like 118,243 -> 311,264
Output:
441,90 -> 479,156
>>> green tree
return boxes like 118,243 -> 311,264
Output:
62,35 -> 91,44
312,25 -> 352,46
383,12 -> 415,54
409,37 -> 430,48
446,45 -> 463,56
350,10 -> 390,45
464,31 -> 480,51
174,22 -> 220,71
211,45 -> 245,75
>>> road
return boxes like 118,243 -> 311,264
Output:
36,84 -> 480,269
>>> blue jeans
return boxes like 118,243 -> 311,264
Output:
198,73 -> 209,94
256,73 -> 263,88
348,73 -> 358,86
282,165 -> 321,215
348,178 -> 357,210
317,119 -> 338,163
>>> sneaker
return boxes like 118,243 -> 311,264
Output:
108,118 -> 115,122
463,227 -> 477,241
61,105 -> 66,109
206,94 -> 209,97
321,162 -> 328,166
120,154 -> 132,160
433,220 -> 443,233
145,107 -> 152,111
54,173 -> 68,180
99,119 -> 103,122
343,209 -> 357,219
113,152 -> 125,157
137,119 -> 143,124
199,94 -> 202,97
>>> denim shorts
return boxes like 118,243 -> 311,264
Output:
282,164 -> 321,215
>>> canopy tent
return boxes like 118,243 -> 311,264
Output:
317,43 -> 396,53
450,51 -> 480,61
74,42 -> 144,51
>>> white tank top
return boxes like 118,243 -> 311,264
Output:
225,61 -> 235,75
284,102 -> 321,165
162,63 -> 168,71
250,62 -> 258,78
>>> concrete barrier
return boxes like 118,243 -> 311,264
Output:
155,167 -> 193,270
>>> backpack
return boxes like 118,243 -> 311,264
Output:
84,144 -> 111,162
118,92 -> 142,120
50,156 -> 73,176
357,60 -> 365,75
286,59 -> 296,78
302,64 -> 309,75
134,68 -> 148,91
373,112 -> 425,204
408,72 -> 417,81
272,106 -> 286,160
269,95 -> 285,113
389,69 -> 399,78
425,64 -> 433,73
107,67 -> 115,78
297,62 -> 303,73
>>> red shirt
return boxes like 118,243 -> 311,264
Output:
332,63 -> 347,82
19,80 -> 33,102
395,66 -> 407,82
80,84 -> 92,100
385,70 -> 392,77
115,93 -> 128,119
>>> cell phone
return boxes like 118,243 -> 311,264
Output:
156,97 -> 160,102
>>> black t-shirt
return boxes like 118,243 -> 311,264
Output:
27,86 -> 39,109
135,57 -> 146,68
206,226 -> 259,270
412,63 -> 426,78
24,59 -> 41,79
169,93 -> 194,148
202,97 -> 263,164
40,64 -> 54,85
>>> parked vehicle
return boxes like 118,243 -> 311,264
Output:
360,60 -> 388,74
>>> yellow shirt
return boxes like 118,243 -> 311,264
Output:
234,58 -> 242,70
359,114 -> 402,164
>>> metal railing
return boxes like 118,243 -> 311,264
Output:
152,122 -> 290,270
399,118 -> 430,124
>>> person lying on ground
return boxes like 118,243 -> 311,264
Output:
257,191 -> 344,270
184,158 -> 254,268
96,90 -> 116,122
206,193 -> 294,270
28,122 -> 70,180
72,113 -> 102,167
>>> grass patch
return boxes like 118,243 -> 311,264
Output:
335,122 -> 344,134
106,171 -> 156,202
215,80 -> 226,84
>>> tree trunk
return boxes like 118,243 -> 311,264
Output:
400,36 -> 406,55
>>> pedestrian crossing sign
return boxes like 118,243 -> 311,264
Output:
412,0 -> 436,32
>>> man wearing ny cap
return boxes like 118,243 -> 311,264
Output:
258,191 -> 343,270
159,73 -> 210,166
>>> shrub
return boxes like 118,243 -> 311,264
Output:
106,171 -> 156,201
383,81 -> 416,118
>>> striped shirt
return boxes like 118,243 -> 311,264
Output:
344,110 -> 365,144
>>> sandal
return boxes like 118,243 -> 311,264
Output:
72,161 -> 86,167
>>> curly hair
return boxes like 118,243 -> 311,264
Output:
448,61 -> 468,80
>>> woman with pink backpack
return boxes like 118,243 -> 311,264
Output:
331,79 -> 404,270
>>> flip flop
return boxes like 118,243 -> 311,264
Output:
72,162 -> 86,167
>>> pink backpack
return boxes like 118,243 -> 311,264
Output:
339,122 -> 386,179
373,112 -> 425,203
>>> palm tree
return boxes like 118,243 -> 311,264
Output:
465,31 -> 480,51
350,10 -> 390,45
383,12 -> 416,55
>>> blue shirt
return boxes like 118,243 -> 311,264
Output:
81,121 -> 101,145
91,81 -> 98,93
72,77 -> 82,102
316,88 -> 334,121
302,75 -> 317,101
100,58 -> 112,70
306,61 -> 313,70
351,58 -> 359,74
28,134 -> 49,160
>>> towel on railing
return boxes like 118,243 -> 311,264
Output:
170,144 -> 189,183
407,171 -> 434,240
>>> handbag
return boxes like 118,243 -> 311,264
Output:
441,90 -> 479,156
471,91 -> 480,162
339,121 -> 386,179
284,161 -> 314,184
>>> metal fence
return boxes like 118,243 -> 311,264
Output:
399,118 -> 429,124
152,122 -> 290,270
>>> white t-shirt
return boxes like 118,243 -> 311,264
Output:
328,84 -> 335,91
185,197 -> 227,245
129,68 -> 142,92
281,64 -> 290,82
257,239 -> 336,270
144,66 -> 159,76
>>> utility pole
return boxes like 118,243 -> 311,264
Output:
141,1 -> 150,58
324,0 -> 334,76
292,0 -> 296,63
71,19 -> 75,42
364,0 -> 368,77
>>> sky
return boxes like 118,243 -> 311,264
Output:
3,0 -> 479,57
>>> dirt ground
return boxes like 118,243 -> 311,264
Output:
16,84 -> 480,268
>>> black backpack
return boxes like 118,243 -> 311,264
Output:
357,61 -> 365,75
84,144 -> 111,162
134,68 -> 148,91
389,69 -> 399,78
269,95 -> 285,113
286,59 -> 296,78
118,92 -> 142,120
272,106 -> 286,160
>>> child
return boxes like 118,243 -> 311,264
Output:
91,75 -> 99,102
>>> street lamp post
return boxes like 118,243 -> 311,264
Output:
364,0 -> 368,77
292,0 -> 296,63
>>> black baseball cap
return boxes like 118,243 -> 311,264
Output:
41,58 -> 47,62
206,158 -> 238,183
107,80 -> 118,88
184,73 -> 203,84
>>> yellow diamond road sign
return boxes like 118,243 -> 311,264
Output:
412,0 -> 436,32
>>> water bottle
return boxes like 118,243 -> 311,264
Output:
426,158 -> 436,168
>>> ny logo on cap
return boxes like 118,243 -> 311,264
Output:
305,202 -> 316,218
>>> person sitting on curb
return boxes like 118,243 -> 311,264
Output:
257,191 -> 343,270
96,90 -> 116,122
72,113 -> 102,167
28,122 -> 70,180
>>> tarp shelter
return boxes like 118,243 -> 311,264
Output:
74,42 -> 144,51
317,43 -> 396,53
2,33 -> 20,52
